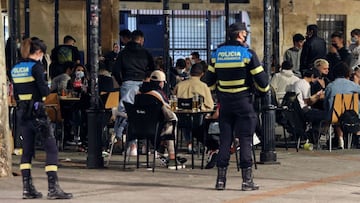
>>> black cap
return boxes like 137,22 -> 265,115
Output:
228,22 -> 248,33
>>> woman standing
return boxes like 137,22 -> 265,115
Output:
11,38 -> 72,199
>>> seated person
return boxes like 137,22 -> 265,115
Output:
173,63 -> 215,152
311,59 -> 330,110
270,60 -> 300,104
138,70 -> 183,169
293,68 -> 327,132
324,62 -> 360,149
50,61 -> 74,94
169,58 -> 189,91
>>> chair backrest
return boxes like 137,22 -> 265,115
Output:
44,93 -> 62,122
279,92 -> 306,134
178,98 -> 192,110
331,93 -> 359,124
123,99 -> 163,142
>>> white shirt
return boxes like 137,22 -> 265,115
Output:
294,79 -> 311,109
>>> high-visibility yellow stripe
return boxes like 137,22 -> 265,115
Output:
12,76 -> 35,83
19,94 -> 32,100
208,65 -> 215,73
218,86 -> 249,93
250,66 -> 264,75
215,62 -> 246,68
211,58 -> 216,64
243,58 -> 250,63
45,165 -> 58,172
219,79 -> 245,86
254,82 -> 270,92
20,163 -> 31,170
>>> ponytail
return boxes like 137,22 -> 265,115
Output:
21,38 -> 31,59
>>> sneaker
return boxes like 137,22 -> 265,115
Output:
167,159 -> 177,170
102,151 -> 110,157
205,151 -> 218,169
126,144 -> 137,156
176,156 -> 187,164
338,137 -> 344,149
158,155 -> 168,167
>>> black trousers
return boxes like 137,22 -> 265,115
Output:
17,105 -> 58,167
216,95 -> 257,169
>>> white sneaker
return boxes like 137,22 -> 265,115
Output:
126,144 -> 137,156
338,137 -> 344,149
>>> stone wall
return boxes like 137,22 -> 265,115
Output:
10,0 -> 360,62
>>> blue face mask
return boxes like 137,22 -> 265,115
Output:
75,71 -> 84,78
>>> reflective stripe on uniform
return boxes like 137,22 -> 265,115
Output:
208,65 -> 215,73
215,61 -> 246,68
20,163 -> 31,170
18,94 -> 33,100
250,66 -> 265,75
218,86 -> 249,93
219,79 -> 245,86
254,82 -> 270,92
12,76 -> 35,83
45,165 -> 58,172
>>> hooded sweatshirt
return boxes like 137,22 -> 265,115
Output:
270,69 -> 300,104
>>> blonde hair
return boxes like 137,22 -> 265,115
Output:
314,58 -> 329,70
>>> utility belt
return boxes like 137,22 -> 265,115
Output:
17,100 -> 47,120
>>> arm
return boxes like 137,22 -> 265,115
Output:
248,50 -> 269,93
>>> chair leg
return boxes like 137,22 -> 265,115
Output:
252,145 -> 257,170
283,127 -> 288,151
190,132 -> 194,169
106,133 -> 116,167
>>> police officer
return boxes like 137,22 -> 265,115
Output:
206,22 -> 269,191
11,38 -> 72,199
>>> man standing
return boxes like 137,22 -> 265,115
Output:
112,30 -> 155,154
300,24 -> 327,76
284,33 -> 305,77
206,22 -> 269,191
326,31 -> 352,81
49,35 -> 81,79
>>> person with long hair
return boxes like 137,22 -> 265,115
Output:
11,38 -> 72,199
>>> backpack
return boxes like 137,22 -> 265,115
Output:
339,110 -> 360,133
334,94 -> 360,133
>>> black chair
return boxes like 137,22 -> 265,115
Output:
280,92 -> 311,152
123,94 -> 177,172
176,98 -> 205,169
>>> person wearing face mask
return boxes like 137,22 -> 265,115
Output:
326,31 -> 352,81
349,29 -> 360,69
11,37 -> 72,199
300,24 -> 327,77
169,58 -> 189,91
103,43 -> 120,73
206,22 -> 269,191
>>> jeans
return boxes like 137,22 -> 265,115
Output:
115,80 -> 143,139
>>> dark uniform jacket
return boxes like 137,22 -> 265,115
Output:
11,59 -> 49,102
206,40 -> 269,100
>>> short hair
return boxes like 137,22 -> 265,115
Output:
281,61 -> 293,70
191,52 -> 200,59
331,31 -> 344,39
190,63 -> 204,76
307,24 -> 318,36
333,62 -> 351,78
293,33 -> 305,43
314,59 -> 329,70
131,30 -> 144,41
175,58 -> 186,69
119,29 -> 131,38
63,35 -> 76,43
351,28 -> 360,37
302,68 -> 315,78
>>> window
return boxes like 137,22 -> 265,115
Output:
317,14 -> 346,45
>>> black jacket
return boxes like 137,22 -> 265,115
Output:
300,36 -> 327,73
112,41 -> 155,85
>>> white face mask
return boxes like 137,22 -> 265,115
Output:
351,37 -> 357,43
177,68 -> 184,74
75,71 -> 85,78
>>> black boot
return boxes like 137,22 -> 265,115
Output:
23,176 -> 43,199
215,167 -> 227,190
47,174 -> 73,199
241,167 -> 259,191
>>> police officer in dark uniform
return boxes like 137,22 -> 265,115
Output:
11,38 -> 72,199
206,22 -> 269,191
